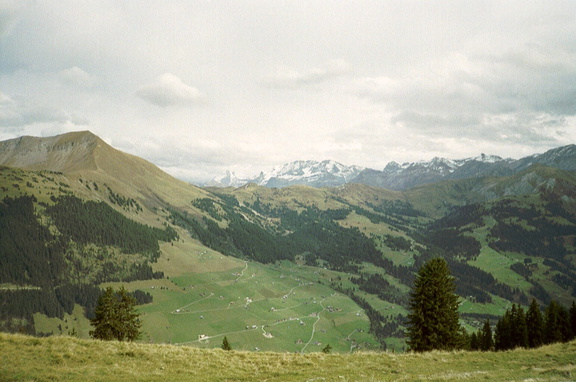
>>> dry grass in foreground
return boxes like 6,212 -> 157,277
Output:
1,332 -> 574,382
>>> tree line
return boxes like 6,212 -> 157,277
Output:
470,299 -> 576,351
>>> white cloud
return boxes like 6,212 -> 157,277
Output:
58,66 -> 95,88
0,91 -> 88,129
264,59 -> 351,89
0,0 -> 28,39
136,73 -> 205,107
350,41 -> 576,153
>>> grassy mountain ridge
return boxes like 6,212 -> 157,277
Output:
1,131 -> 575,352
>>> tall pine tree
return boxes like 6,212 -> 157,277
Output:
406,258 -> 460,352
570,301 -> 576,341
510,304 -> 528,349
89,286 -> 141,342
470,332 -> 479,351
221,336 -> 232,351
89,287 -> 117,341
115,287 -> 142,342
544,300 -> 565,344
526,299 -> 544,348
479,319 -> 493,351
495,309 -> 512,351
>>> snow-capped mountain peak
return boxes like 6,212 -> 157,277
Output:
204,145 -> 575,190
472,153 -> 504,163
205,170 -> 249,188
206,160 -> 364,188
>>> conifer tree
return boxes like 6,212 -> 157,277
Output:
557,303 -> 572,342
322,344 -> 332,353
89,286 -> 141,341
221,336 -> 232,351
526,299 -> 544,348
89,287 -> 117,341
470,332 -> 479,351
115,287 -> 142,342
479,319 -> 493,351
495,310 -> 512,351
570,301 -> 576,341
544,300 -> 565,344
510,304 -> 528,348
456,327 -> 471,350
406,258 -> 460,352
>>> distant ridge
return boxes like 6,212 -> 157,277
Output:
208,145 -> 576,190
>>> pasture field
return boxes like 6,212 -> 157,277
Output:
115,254 -> 381,353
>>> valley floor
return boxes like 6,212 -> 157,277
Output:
1,333 -> 575,382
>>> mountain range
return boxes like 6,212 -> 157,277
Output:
1,131 -> 575,353
205,159 -> 364,188
206,145 -> 576,190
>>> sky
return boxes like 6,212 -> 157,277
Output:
1,1 -> 576,183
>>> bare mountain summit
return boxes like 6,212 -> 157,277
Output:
0,131 -> 209,208
0,131 -> 101,173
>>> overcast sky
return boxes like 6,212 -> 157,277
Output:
1,1 -> 576,183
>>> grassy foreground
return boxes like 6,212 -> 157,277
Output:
1,333 -> 575,381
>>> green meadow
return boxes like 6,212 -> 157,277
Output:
1,333 -> 574,382
107,249 -> 380,353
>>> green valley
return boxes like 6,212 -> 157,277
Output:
1,132 -> 576,355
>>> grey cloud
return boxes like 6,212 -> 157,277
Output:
481,113 -> 568,144
469,44 -> 576,115
357,43 -> 576,113
2,1 -> 576,180
136,73 -> 205,107
353,42 -> 576,149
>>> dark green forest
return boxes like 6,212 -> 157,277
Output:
45,195 -> 177,260
0,194 -> 173,334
